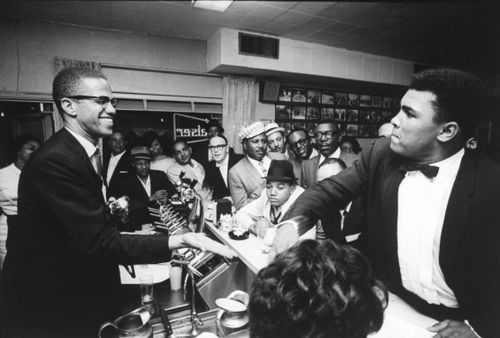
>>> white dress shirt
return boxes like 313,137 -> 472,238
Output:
318,147 -> 341,167
137,175 -> 151,197
216,156 -> 229,187
65,128 -> 106,199
106,150 -> 125,185
397,148 -> 464,307
0,163 -> 21,216
247,156 -> 271,177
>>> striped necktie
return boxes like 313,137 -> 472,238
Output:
91,148 -> 103,177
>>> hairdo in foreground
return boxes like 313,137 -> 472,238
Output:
249,239 -> 387,338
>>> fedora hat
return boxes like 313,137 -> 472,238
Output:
264,160 -> 296,182
130,146 -> 151,161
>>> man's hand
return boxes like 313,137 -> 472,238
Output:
271,221 -> 299,254
150,190 -> 168,202
427,320 -> 479,338
168,232 -> 237,259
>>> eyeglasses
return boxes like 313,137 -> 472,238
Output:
208,144 -> 227,151
66,96 -> 118,108
291,138 -> 308,148
314,130 -> 338,139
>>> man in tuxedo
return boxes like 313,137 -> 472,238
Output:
229,121 -> 273,210
115,146 -> 177,229
1,67 -> 235,338
277,69 -> 498,337
104,130 -> 132,198
203,135 -> 243,200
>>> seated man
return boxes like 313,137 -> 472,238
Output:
234,160 -> 315,239
167,140 -> 205,193
115,146 -> 176,229
249,239 -> 387,338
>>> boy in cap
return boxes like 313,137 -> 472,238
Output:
234,160 -> 315,240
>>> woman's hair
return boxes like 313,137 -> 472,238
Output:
9,134 -> 41,163
340,136 -> 362,154
249,239 -> 387,338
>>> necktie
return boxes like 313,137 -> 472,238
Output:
91,148 -> 103,177
258,161 -> 267,176
400,162 -> 439,178
270,207 -> 281,225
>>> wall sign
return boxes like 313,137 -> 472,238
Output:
55,57 -> 101,72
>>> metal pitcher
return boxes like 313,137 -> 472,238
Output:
98,306 -> 153,338
215,291 -> 249,337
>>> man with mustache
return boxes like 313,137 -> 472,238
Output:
229,121 -> 272,210
167,140 -> 205,193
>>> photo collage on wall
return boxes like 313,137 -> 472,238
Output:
275,86 -> 399,138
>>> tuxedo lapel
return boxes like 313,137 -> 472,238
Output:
440,152 -> 475,272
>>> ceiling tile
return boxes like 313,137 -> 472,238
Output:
223,1 -> 259,16
261,2 -> 299,11
245,3 -> 287,21
292,2 -> 336,16
71,1 -> 111,17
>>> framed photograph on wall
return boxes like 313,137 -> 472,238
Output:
372,96 -> 382,108
321,92 -> 334,105
346,109 -> 359,122
307,106 -> 320,120
279,87 -> 292,102
292,121 -> 306,130
360,94 -> 371,107
334,108 -> 346,121
321,108 -> 334,120
278,121 -> 291,134
276,105 -> 291,120
381,110 -> 393,122
359,109 -> 371,123
348,93 -> 359,107
382,96 -> 393,109
346,124 -> 359,136
292,106 -> 306,119
308,90 -> 321,105
292,89 -> 307,103
307,123 -> 318,136
335,93 -> 348,106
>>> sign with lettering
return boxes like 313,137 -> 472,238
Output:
174,113 -> 222,143
55,57 -> 101,72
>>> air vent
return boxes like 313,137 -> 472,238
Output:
239,32 -> 279,59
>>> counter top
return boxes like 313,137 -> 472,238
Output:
205,221 -> 269,274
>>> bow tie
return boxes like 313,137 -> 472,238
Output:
400,162 -> 439,178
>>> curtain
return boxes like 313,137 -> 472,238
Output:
222,75 -> 257,153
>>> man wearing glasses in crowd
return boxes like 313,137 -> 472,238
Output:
286,128 -> 318,162
203,135 -> 243,200
1,67 -> 235,338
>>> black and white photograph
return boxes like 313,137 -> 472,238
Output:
0,1 -> 497,337
292,106 -> 306,119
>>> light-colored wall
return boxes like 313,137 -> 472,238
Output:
0,18 -> 222,101
208,28 -> 414,87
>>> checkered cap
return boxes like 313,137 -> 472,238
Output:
238,121 -> 266,142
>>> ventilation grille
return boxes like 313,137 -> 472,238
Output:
239,32 -> 279,59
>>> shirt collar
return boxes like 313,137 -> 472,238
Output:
429,148 -> 465,180
65,127 -> 97,158
319,147 -> 341,164
111,150 -> 126,159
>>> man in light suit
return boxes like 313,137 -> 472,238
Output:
103,130 -> 132,198
203,135 -> 243,200
115,146 -> 177,229
229,121 -> 272,210
277,69 -> 499,337
1,67 -> 235,338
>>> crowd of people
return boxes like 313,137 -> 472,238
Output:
0,66 -> 497,338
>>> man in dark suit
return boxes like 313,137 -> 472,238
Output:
103,130 -> 132,198
191,118 -> 224,169
1,67 -> 235,338
203,135 -> 243,200
114,146 -> 177,229
277,69 -> 499,337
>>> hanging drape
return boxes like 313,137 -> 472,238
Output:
222,75 -> 257,154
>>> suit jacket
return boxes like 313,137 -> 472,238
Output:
229,157 -> 268,210
285,138 -> 500,337
2,129 -> 172,338
204,152 -> 244,200
301,151 -> 360,189
103,150 -> 132,198
115,170 -> 177,228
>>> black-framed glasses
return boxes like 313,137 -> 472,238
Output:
291,138 -> 308,148
66,96 -> 118,108
314,130 -> 338,140
208,144 -> 227,151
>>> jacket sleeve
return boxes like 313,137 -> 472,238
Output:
229,166 -> 250,210
31,154 -> 172,265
